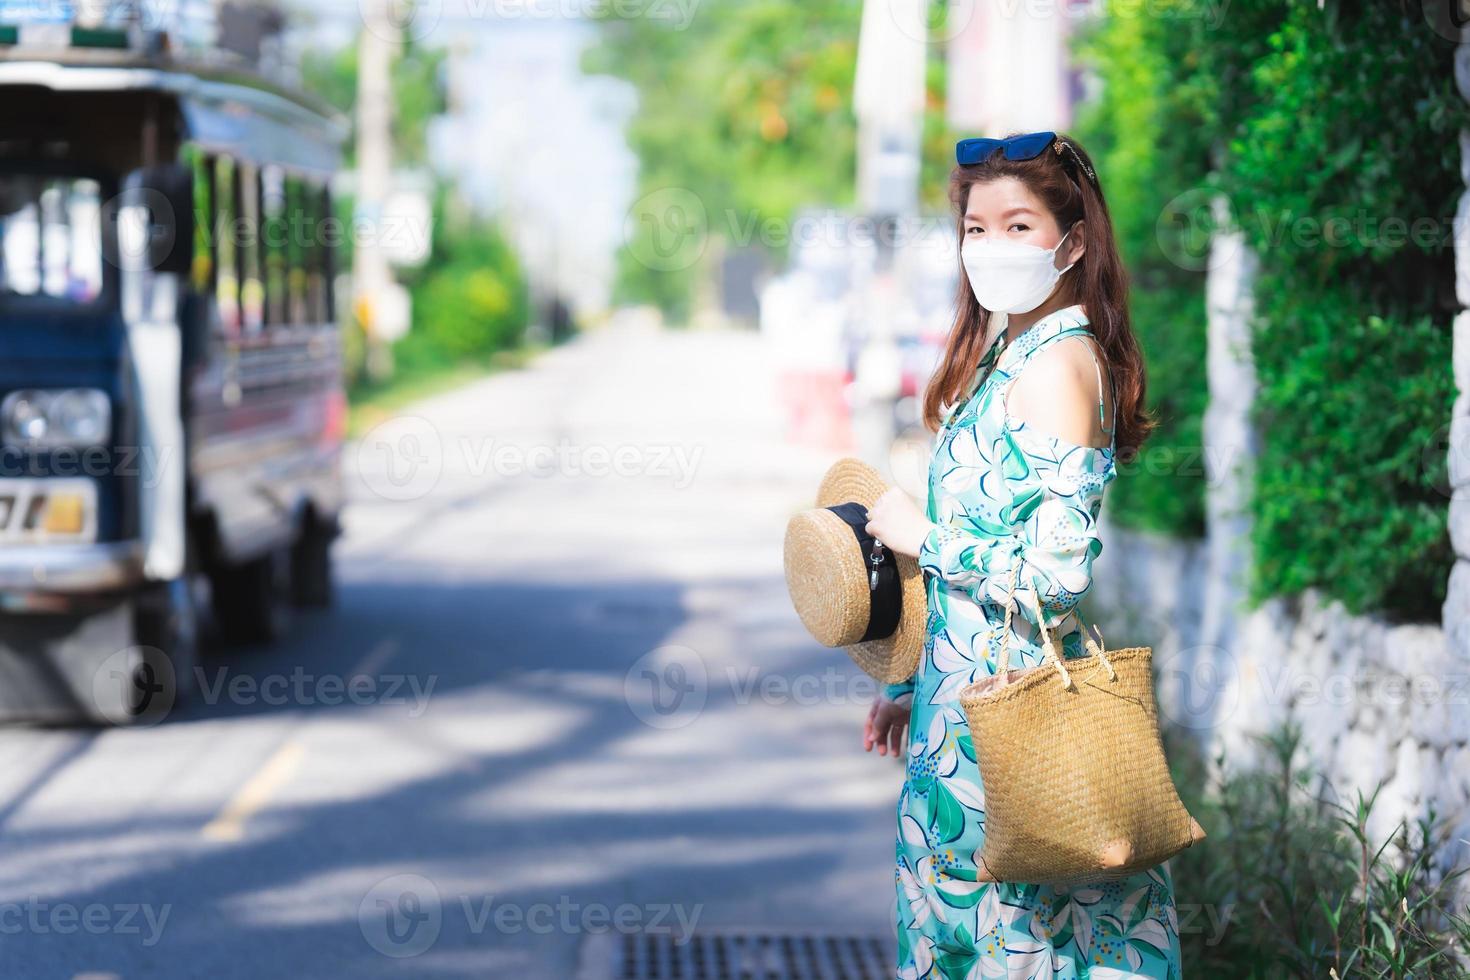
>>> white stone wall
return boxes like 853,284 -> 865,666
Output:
1094,516 -> 1467,876
1086,204 -> 1470,890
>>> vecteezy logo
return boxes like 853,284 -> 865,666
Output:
888,422 -> 934,500
359,874 -> 443,958
93,645 -> 176,727
624,644 -> 708,729
1156,186 -> 1237,273
1423,419 -> 1458,500
624,188 -> 709,273
361,0 -> 444,43
101,187 -> 177,274
1420,0 -> 1470,41
887,0 -> 976,43
355,415 -> 444,503
1154,643 -> 1239,731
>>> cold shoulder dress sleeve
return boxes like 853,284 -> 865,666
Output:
916,449 -> 1106,632
892,305 -> 1183,980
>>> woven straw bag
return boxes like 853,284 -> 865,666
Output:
956,561 -> 1206,885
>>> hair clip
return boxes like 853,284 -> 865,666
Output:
1053,138 -> 1098,187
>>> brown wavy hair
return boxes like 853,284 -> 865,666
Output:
920,132 -> 1156,463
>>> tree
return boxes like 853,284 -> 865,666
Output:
585,0 -> 952,319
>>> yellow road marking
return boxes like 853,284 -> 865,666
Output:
201,740 -> 305,842
349,637 -> 399,680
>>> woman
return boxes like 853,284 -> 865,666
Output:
861,132 -> 1182,979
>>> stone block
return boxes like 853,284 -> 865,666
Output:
1443,561 -> 1470,667
1458,191 -> 1470,307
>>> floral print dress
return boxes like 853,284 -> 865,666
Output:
882,304 -> 1183,980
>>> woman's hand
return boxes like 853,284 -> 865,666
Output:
864,691 -> 912,759
864,487 -> 933,559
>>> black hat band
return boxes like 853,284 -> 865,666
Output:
825,501 -> 902,642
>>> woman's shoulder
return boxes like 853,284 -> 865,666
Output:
1004,341 -> 1113,453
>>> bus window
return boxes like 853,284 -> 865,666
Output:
305,183 -> 329,325
214,156 -> 239,334
188,148 -> 214,296
319,185 -> 336,324
285,173 -> 308,325
238,161 -> 263,335
0,175 -> 104,307
261,165 -> 287,328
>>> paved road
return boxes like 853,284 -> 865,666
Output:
0,321 -> 904,978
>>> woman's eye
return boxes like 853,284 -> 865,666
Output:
1008,223 -> 1029,232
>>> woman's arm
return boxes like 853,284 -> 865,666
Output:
864,689 -> 911,757
916,503 -> 1102,632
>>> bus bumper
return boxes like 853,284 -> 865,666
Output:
0,541 -> 147,609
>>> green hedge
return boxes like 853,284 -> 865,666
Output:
1226,2 -> 1463,620
1250,284 -> 1453,620
1073,4 -> 1215,538
1076,0 -> 1466,620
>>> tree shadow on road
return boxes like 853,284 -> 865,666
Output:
0,571 -> 902,978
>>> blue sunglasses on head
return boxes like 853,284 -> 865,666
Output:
956,130 -> 1098,187
956,131 -> 1056,165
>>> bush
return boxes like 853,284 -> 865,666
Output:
1075,0 -> 1468,621
393,190 -> 529,376
1221,2 -> 1465,621
1248,282 -> 1453,620
1072,0 -> 1216,539
1166,720 -> 1470,976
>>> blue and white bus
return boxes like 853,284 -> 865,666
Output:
0,26 -> 347,724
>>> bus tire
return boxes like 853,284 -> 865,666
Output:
134,570 -> 201,710
290,519 -> 334,609
211,546 -> 291,646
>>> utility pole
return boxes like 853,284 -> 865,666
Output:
851,0 -> 930,469
355,0 -> 396,381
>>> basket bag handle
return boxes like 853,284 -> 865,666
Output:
997,560 -> 1117,690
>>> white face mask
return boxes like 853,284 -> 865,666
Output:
961,227 -> 1078,314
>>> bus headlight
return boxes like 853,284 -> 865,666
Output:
2,389 -> 111,449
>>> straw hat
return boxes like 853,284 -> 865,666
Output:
782,457 -> 927,683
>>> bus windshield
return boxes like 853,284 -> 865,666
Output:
0,175 -> 104,307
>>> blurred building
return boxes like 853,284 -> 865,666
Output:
947,0 -> 1087,135
0,0 -> 296,77
215,1 -> 293,81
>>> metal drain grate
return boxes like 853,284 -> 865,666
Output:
578,929 -> 895,980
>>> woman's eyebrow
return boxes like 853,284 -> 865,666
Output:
963,207 -> 1038,221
